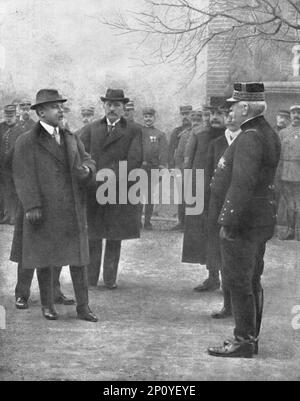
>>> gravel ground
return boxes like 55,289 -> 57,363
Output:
0,222 -> 300,381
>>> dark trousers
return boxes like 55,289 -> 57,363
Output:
139,171 -> 161,225
15,265 -> 65,301
2,173 -> 18,223
36,266 -> 88,308
221,227 -> 273,342
88,239 -> 122,286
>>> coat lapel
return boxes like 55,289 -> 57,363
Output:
37,125 -> 65,164
63,130 -> 78,169
103,117 -> 127,149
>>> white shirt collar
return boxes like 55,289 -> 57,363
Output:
225,128 -> 241,145
106,117 -> 120,127
40,121 -> 58,136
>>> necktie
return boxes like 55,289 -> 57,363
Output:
108,124 -> 114,136
53,127 -> 61,145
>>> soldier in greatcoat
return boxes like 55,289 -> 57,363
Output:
208,83 -> 281,358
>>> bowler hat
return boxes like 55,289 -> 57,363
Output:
100,89 -> 129,104
31,89 -> 67,110
202,97 -> 228,112
227,82 -> 265,103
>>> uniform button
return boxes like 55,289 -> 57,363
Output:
231,210 -> 234,213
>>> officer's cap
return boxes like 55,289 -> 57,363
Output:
227,82 -> 265,103
142,107 -> 156,116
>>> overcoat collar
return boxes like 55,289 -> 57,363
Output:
100,116 -> 128,148
34,122 -> 77,168
241,115 -> 265,131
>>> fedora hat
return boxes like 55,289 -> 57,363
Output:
31,89 -> 67,110
100,89 -> 130,104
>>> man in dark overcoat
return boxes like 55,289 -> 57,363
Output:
11,89 -> 98,322
181,101 -> 226,291
208,83 -> 281,358
78,89 -> 143,289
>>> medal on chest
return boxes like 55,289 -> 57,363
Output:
218,156 -> 226,169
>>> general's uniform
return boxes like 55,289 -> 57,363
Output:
276,124 -> 300,240
204,129 -> 241,312
141,125 -> 168,226
210,115 -> 280,344
79,116 -> 143,287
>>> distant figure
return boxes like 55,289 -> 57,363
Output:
168,105 -> 192,231
81,106 -> 95,126
0,105 -> 22,224
19,100 -> 36,132
140,107 -> 168,230
277,104 -> 300,240
275,109 -> 290,134
124,100 -> 136,123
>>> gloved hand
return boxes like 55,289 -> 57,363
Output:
26,207 -> 43,226
76,165 -> 91,182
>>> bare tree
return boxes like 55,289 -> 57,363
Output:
102,0 -> 300,79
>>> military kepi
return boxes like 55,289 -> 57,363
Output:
227,82 -> 265,102
142,107 -> 156,115
4,104 -> 17,115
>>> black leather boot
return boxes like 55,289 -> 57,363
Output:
253,288 -> 264,355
